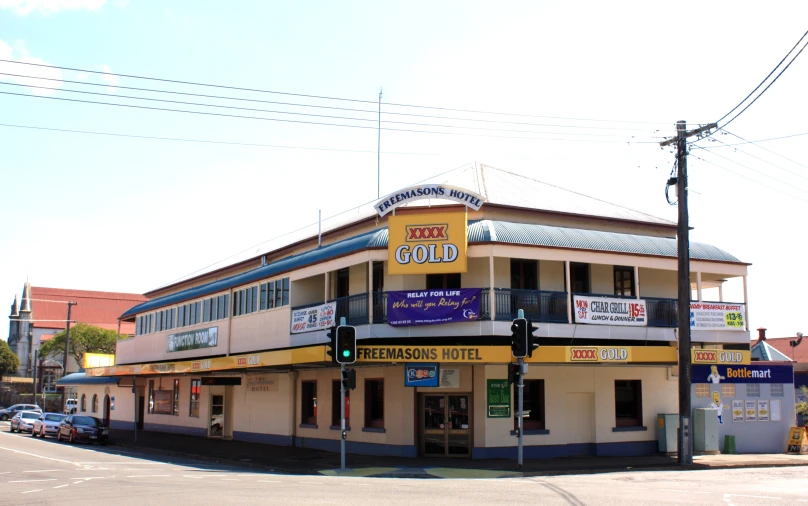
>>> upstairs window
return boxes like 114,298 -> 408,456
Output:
570,263 -> 590,294
426,273 -> 461,290
614,266 -> 635,297
510,259 -> 538,291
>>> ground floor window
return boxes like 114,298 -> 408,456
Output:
80,394 -> 86,412
615,380 -> 643,427
189,379 -> 201,417
364,379 -> 384,429
301,381 -> 317,425
515,379 -> 545,430
331,380 -> 349,428
92,394 -> 98,413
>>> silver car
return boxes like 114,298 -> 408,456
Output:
10,410 -> 41,433
32,413 -> 67,438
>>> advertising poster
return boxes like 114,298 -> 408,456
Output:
732,400 -> 744,422
290,302 -> 336,334
404,363 -> 439,387
757,400 -> 770,422
690,302 -> 745,331
387,210 -> 469,275
487,379 -> 511,418
387,288 -> 481,327
771,400 -> 782,421
439,368 -> 460,388
573,296 -> 647,326
745,400 -> 757,422
691,364 -> 793,384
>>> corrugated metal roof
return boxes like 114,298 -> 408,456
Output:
752,341 -> 794,362
125,220 -> 741,319
57,372 -> 119,386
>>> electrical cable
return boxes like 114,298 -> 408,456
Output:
692,131 -> 808,148
723,130 -> 808,171
691,154 -> 808,204
0,58 -> 690,126
0,71 -> 658,132
695,149 -> 808,195
705,134 -> 808,182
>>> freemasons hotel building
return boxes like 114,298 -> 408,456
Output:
84,165 -> 753,459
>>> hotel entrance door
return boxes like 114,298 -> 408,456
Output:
420,394 -> 471,457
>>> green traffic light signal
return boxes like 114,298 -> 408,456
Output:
342,350 -> 351,358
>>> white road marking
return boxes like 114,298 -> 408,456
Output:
10,479 -> 57,483
221,478 -> 240,481
661,489 -> 710,494
24,469 -> 61,473
0,444 -> 83,466
258,480 -> 280,483
53,484 -> 69,489
22,489 -> 43,494
126,474 -> 171,478
726,495 -> 779,500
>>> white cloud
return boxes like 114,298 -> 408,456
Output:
0,0 -> 107,15
0,39 -> 63,96
99,64 -> 118,93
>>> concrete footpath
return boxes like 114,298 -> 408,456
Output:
108,429 -> 808,479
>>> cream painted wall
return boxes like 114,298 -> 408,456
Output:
291,274 -> 325,307
230,307 -> 291,353
639,268 -> 677,298
349,264 -> 367,295
539,260 -> 565,291
231,373 -> 295,437
590,264 -> 614,294
141,376 -> 209,433
462,257 -> 490,288
493,257 -> 510,287
295,366 -> 415,447
73,384 -> 134,427
481,365 -> 676,448
116,319 -> 230,365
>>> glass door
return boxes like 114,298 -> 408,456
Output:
210,395 -> 224,437
420,394 -> 471,457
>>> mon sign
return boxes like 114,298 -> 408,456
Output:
388,210 -> 468,275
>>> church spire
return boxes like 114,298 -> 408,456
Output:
10,294 -> 18,317
19,282 -> 32,313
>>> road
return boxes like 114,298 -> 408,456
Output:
1,420 -> 807,505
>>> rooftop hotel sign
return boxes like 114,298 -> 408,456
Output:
375,185 -> 485,217
388,210 -> 468,274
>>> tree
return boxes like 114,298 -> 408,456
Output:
0,339 -> 20,377
798,385 -> 808,418
39,323 -> 117,368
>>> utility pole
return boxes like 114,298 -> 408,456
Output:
660,121 -> 716,466
62,301 -> 78,410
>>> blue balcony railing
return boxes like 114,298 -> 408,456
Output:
493,288 -> 568,322
333,293 -> 370,326
645,297 -> 678,327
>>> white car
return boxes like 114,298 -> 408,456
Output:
32,413 -> 67,438
10,410 -> 41,433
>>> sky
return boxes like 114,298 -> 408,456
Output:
1,0 -> 807,340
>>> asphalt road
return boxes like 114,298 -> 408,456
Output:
1,420 -> 807,506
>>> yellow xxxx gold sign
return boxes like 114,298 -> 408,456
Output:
388,210 -> 468,275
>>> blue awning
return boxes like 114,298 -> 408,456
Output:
57,372 -> 120,386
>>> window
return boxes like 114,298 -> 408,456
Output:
189,379 -> 201,417
173,379 -> 180,416
511,259 -> 538,290
331,380 -> 349,428
301,381 -> 317,425
80,394 -> 86,412
514,380 -> 545,430
746,384 -> 760,397
372,261 -> 384,292
92,394 -> 98,413
148,380 -> 154,414
570,262 -> 590,293
364,379 -> 384,429
721,384 -> 736,398
256,279 -> 290,312
233,286 -> 260,317
770,383 -> 784,397
614,380 -> 642,427
203,299 -> 211,323
426,273 -> 461,290
336,268 -> 350,298
614,266 -> 635,297
695,384 -> 710,397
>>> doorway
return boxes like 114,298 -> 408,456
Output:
210,394 -> 224,437
103,395 -> 110,426
137,395 -> 144,430
419,394 -> 471,457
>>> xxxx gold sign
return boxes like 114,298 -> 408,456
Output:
388,210 -> 468,275
525,346 -> 676,364
568,347 -> 631,363
691,349 -> 751,365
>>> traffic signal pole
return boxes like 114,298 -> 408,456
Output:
340,361 -> 346,471
516,309 -> 525,469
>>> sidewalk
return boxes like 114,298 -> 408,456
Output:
108,429 -> 808,479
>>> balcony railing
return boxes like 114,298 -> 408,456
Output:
645,297 -> 678,328
494,288 -> 568,322
333,293 -> 370,326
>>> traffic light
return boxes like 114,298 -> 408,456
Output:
511,317 -> 528,358
341,369 -> 357,390
507,363 -> 520,385
527,319 -> 540,358
326,326 -> 338,364
336,325 -> 357,364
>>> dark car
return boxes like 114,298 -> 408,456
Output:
57,415 -> 108,445
0,404 -> 42,421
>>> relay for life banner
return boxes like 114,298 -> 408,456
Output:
387,288 -> 481,327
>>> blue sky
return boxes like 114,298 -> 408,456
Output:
2,1 -> 807,338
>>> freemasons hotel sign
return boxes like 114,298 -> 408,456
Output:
388,210 -> 469,275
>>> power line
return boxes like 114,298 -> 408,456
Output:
704,134 -> 808,182
0,71 -> 657,132
0,58 -> 686,126
716,29 -> 808,125
693,131 -> 808,148
724,130 -> 808,171
692,153 -> 808,204
0,81 -> 653,138
0,90 -> 653,143
695,149 -> 808,196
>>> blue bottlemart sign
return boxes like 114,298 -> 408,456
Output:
692,364 -> 794,384
404,363 -> 439,387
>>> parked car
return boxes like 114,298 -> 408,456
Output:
0,404 -> 42,421
64,399 -> 78,415
57,415 -> 108,445
32,413 -> 67,438
10,410 -> 41,433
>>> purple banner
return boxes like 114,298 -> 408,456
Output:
387,288 -> 482,327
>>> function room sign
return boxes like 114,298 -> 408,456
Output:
574,296 -> 647,326
388,210 -> 468,275
167,327 -> 218,353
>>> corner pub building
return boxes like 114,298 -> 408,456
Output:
86,165 -> 753,460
